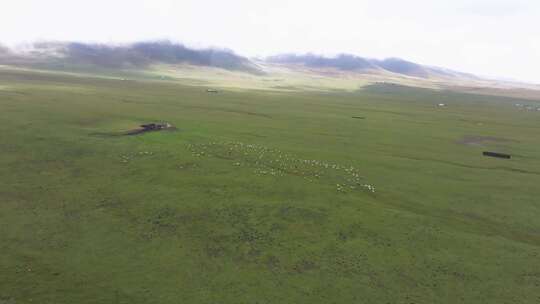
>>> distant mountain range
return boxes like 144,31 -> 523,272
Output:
0,41 -> 478,80
0,41 -> 260,73
266,54 -> 478,80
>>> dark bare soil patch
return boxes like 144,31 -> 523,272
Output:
184,105 -> 272,118
89,122 -> 176,137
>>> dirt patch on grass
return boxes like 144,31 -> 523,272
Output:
184,105 -> 272,118
456,135 -> 516,146
90,122 -> 176,137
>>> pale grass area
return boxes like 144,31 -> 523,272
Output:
2,63 -> 539,99
0,65 -> 121,82
148,63 -> 442,92
17,83 -> 95,93
0,83 -> 91,95
149,63 -> 540,100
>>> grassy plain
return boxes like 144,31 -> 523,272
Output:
1,68 -> 539,303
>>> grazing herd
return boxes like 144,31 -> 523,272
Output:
187,141 -> 376,193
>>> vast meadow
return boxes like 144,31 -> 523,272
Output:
1,68 -> 539,303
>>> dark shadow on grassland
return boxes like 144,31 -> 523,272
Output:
381,191 -> 540,248
358,83 -> 540,105
443,84 -> 540,102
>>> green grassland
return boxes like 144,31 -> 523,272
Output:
1,68 -> 539,303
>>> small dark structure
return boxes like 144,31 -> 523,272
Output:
126,123 -> 174,135
483,151 -> 511,159
352,116 -> 366,119
142,123 -> 165,130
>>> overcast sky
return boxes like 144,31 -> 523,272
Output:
1,0 -> 539,83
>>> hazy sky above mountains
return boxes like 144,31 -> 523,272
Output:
2,0 -> 539,83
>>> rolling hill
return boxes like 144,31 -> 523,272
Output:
1,41 -> 539,99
